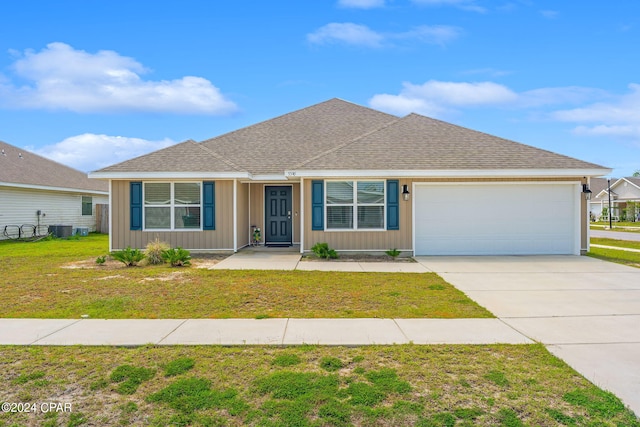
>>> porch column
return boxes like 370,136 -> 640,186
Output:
300,178 -> 305,254
233,179 -> 238,252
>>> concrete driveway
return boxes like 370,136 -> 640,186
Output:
416,255 -> 640,416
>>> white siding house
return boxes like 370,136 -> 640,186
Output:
1,141 -> 108,240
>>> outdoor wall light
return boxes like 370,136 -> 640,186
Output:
402,184 -> 410,201
582,184 -> 592,200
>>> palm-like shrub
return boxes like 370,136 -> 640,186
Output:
161,247 -> 191,267
111,247 -> 145,267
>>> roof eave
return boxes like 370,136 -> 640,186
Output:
285,168 -> 613,179
0,181 -> 109,195
88,171 -> 252,180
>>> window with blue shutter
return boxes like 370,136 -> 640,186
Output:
387,180 -> 399,230
311,180 -> 324,230
130,181 -> 142,230
203,181 -> 216,230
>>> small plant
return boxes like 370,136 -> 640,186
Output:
95,255 -> 107,265
110,247 -> 145,267
145,237 -> 170,265
385,248 -> 401,259
311,242 -> 338,259
162,247 -> 192,267
320,357 -> 344,372
164,357 -> 195,377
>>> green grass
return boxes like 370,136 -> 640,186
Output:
591,237 -> 640,250
591,222 -> 640,232
588,238 -> 640,267
1,345 -> 638,426
0,234 -> 492,319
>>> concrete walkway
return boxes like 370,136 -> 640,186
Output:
591,229 -> 640,241
0,318 -> 531,346
415,255 -> 640,416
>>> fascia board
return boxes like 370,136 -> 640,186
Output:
0,181 -> 108,195
285,168 -> 612,179
88,171 -> 251,180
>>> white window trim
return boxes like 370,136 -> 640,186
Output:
143,182 -> 203,231
324,180 -> 386,231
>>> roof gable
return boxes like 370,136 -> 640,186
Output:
0,140 -> 107,193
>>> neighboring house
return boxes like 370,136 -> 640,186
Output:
592,177 -> 640,221
90,98 -> 610,256
0,140 -> 109,240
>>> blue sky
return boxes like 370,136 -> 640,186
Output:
0,0 -> 638,176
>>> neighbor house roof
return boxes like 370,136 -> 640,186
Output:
91,98 -> 610,179
0,140 -> 108,193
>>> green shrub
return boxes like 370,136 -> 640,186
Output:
95,255 -> 106,265
145,238 -> 170,265
162,247 -> 192,267
110,247 -> 145,267
385,249 -> 401,259
311,242 -> 338,259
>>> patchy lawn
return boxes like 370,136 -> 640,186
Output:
1,345 -> 638,427
0,234 -> 491,319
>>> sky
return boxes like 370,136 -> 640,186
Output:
0,0 -> 638,177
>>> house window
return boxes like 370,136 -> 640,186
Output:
143,182 -> 201,230
81,196 -> 92,216
326,181 -> 385,230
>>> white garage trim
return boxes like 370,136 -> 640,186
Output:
412,181 -> 581,256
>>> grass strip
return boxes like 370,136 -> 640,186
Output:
1,344 -> 638,426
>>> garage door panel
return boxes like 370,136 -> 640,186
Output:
414,184 -> 578,255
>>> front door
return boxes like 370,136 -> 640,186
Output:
265,186 -> 292,246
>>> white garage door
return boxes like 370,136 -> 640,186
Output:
414,183 -> 580,255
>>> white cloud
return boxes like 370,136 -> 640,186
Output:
370,80 -> 517,116
0,42 -> 237,115
307,23 -> 462,48
411,0 -> 487,13
338,0 -> 385,9
33,133 -> 176,172
308,23 -> 385,47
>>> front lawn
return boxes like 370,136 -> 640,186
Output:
588,238 -> 640,268
1,345 -> 638,427
0,234 -> 491,319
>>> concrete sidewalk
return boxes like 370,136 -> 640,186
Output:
0,318 -> 531,346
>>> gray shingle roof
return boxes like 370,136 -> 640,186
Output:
199,98 -> 398,175
93,98 -> 608,176
97,140 -> 244,173
296,113 -> 605,171
0,140 -> 107,192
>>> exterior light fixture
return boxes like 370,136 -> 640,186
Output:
402,184 -> 410,201
582,184 -> 592,200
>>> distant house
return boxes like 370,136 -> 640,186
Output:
0,140 -> 109,239
592,177 -> 640,222
90,98 -> 609,255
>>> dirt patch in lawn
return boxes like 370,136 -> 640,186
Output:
60,254 -> 228,270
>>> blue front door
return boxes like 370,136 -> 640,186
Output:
265,186 -> 292,246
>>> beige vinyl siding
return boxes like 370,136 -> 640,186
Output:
110,180 -> 234,251
0,186 -> 108,240
303,179 -> 412,252
236,182 -> 249,249
303,177 -> 588,253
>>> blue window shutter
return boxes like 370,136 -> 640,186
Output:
203,181 -> 216,230
130,181 -> 142,230
387,180 -> 399,230
311,180 -> 324,230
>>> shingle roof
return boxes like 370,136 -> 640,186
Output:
93,98 -> 608,176
96,140 -> 244,173
199,98 -> 398,175
0,140 -> 107,192
296,113 -> 604,170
